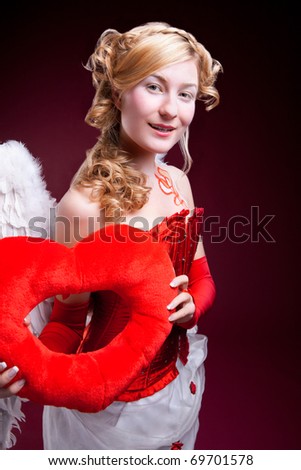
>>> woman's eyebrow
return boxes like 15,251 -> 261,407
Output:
149,74 -> 198,89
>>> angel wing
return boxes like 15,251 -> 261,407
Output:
0,140 -> 56,449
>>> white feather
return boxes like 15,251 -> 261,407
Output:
0,140 -> 56,238
0,397 -> 26,450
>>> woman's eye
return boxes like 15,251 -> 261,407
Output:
180,92 -> 194,100
147,84 -> 162,92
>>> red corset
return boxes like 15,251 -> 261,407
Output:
79,207 -> 204,401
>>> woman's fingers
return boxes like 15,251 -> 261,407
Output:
23,314 -> 39,336
167,291 -> 195,322
0,363 -> 26,397
170,274 -> 189,289
0,379 -> 26,398
168,274 -> 195,323
23,315 -> 31,327
167,291 -> 191,311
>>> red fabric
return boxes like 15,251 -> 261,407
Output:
178,255 -> 216,330
39,298 -> 89,353
0,224 -> 174,412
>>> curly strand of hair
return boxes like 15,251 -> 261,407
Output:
198,55 -> 223,111
73,138 -> 151,221
78,30 -> 153,219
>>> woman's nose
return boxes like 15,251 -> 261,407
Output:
159,94 -> 177,119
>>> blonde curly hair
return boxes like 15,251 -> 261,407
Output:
72,22 -> 222,220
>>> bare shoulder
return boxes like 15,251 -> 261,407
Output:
162,163 -> 195,210
55,185 -> 103,246
57,185 -> 100,218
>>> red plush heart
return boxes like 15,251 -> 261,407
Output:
0,224 -> 174,412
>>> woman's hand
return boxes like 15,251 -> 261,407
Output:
0,362 -> 25,398
167,274 -> 195,324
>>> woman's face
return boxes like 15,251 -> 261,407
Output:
118,59 -> 198,159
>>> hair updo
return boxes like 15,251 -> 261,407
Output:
72,22 -> 222,220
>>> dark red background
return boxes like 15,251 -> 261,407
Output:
1,2 -> 299,450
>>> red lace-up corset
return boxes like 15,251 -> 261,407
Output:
79,207 -> 204,401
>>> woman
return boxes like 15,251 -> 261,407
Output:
0,21 -> 221,449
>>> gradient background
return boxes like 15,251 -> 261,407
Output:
0,1 -> 299,450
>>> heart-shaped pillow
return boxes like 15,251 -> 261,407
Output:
0,224 -> 174,412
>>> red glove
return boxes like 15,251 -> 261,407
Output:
180,256 -> 216,329
38,297 -> 90,353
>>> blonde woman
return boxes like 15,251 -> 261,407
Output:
0,21 -> 221,449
